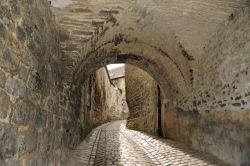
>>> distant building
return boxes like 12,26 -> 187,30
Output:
108,66 -> 129,119
109,66 -> 125,80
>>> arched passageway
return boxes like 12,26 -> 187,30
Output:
0,0 -> 250,165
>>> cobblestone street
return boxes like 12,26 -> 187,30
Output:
63,121 -> 227,166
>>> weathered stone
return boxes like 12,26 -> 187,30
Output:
0,159 -> 20,166
232,103 -> 241,107
62,129 -> 71,148
0,0 -> 250,166
0,123 -> 18,159
53,131 -> 63,149
12,100 -> 35,125
18,66 -> 29,82
0,89 -> 10,119
5,77 -> 26,97
59,93 -> 67,106
54,116 -> 62,130
35,108 -> 47,128
220,104 -> 226,107
29,70 -> 42,91
235,96 -> 242,100
47,112 -> 54,128
38,130 -> 53,154
0,70 -> 6,88
16,26 -> 26,42
27,89 -> 40,106
126,65 -> 158,135
47,96 -> 59,114
18,127 -> 38,156
0,21 -> 6,38
22,154 -> 40,166
0,0 -> 80,165
21,50 -> 39,68
0,47 -> 19,72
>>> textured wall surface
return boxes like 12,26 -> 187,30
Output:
112,78 -> 129,120
0,1 -> 122,165
126,8 -> 250,166
1,0 -> 250,166
79,67 -> 122,136
165,8 -> 250,166
126,65 -> 158,135
191,8 -> 250,166
0,0 -> 79,165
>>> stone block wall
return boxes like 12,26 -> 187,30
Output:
0,1 -> 89,165
79,67 -> 122,136
0,1 -> 58,165
164,7 -> 250,166
190,7 -> 250,166
112,78 -> 129,120
0,1 -> 122,165
126,65 -> 158,135
125,8 -> 250,166
0,2 -> 127,165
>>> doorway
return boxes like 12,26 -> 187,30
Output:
157,86 -> 163,137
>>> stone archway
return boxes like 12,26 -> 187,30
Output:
72,41 -> 192,98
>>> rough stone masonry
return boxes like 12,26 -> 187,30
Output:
0,1 -> 123,165
0,0 -> 250,166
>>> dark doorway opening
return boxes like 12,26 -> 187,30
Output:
157,86 -> 163,137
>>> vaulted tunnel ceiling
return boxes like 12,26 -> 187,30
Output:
50,0 -> 250,95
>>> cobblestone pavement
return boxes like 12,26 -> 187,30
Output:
63,121 -> 228,166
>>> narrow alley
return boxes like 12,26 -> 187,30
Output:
0,0 -> 250,166
64,121 -> 226,166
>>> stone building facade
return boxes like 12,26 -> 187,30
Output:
112,78 -> 129,120
126,65 -> 159,135
109,66 -> 129,120
79,67 -> 123,136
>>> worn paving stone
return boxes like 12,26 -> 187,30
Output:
64,121 -> 227,166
